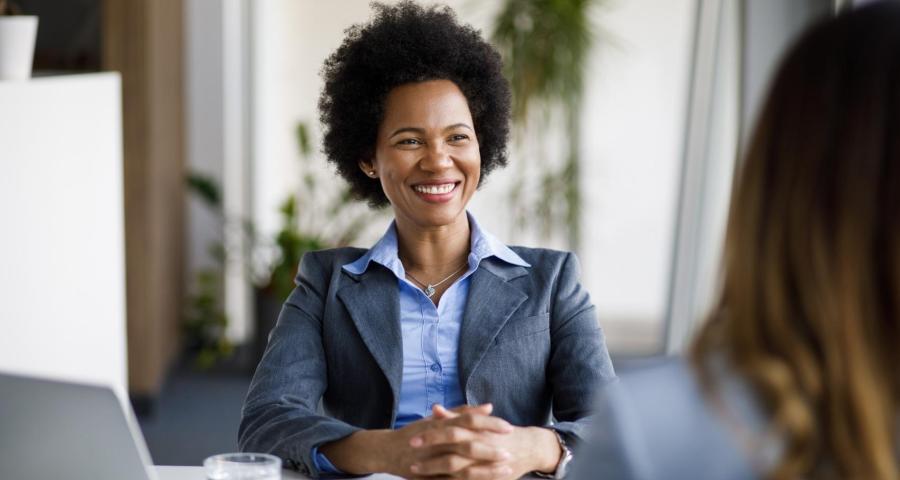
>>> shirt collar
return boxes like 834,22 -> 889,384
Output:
466,212 -> 530,269
342,211 -> 530,277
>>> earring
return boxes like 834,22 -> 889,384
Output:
368,171 -> 376,177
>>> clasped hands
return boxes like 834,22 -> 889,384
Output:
323,403 -> 562,479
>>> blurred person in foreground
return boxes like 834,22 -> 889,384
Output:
572,2 -> 900,479
238,2 -> 615,478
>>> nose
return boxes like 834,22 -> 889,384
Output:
419,141 -> 453,172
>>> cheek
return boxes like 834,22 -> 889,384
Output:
468,152 -> 482,185
378,170 -> 405,201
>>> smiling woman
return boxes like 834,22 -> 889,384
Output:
237,2 -> 616,479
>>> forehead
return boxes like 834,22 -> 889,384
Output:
380,80 -> 473,130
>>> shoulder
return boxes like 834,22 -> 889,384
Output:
571,357 -> 758,480
508,246 -> 570,263
301,247 -> 368,266
504,247 -> 584,294
297,247 -> 368,280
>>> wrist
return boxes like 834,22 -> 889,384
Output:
525,427 -> 563,473
319,429 -> 391,474
357,429 -> 393,473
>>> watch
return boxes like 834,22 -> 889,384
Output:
533,430 -> 573,479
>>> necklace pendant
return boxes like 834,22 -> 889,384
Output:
424,285 -> 436,298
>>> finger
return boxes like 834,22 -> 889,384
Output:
411,415 -> 513,448
456,462 -> 514,480
431,404 -> 457,420
443,412 -> 513,434
447,440 -> 511,462
411,425 -> 476,448
410,453 -> 476,476
447,403 -> 494,415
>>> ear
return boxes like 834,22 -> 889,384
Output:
359,158 -> 377,178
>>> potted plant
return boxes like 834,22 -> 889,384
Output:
0,0 -> 38,81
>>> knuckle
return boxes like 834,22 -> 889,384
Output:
459,413 -> 476,426
448,427 -> 464,442
421,430 -> 437,444
448,455 -> 466,471
460,441 -> 476,456
462,466 -> 487,480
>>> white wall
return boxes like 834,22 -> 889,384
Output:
578,0 -> 695,352
0,73 -> 128,402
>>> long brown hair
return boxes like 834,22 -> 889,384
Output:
691,3 -> 900,478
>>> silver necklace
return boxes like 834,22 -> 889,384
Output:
405,263 -> 467,298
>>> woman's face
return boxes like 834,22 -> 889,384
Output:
364,79 -> 480,230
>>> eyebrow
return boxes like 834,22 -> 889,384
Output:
389,123 -> 474,138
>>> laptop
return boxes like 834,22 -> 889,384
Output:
0,372 -> 157,480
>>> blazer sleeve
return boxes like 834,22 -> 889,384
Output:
546,252 -> 616,444
238,253 -> 361,478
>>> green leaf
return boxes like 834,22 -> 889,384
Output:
186,172 -> 222,209
296,122 -> 312,158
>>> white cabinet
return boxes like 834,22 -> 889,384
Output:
0,73 -> 128,402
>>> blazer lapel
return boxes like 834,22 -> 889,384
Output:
458,260 -> 529,393
336,266 -> 403,407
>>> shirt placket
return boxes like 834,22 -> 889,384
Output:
422,296 -> 444,414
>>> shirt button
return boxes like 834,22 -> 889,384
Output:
430,363 -> 442,373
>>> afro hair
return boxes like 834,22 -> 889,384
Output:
318,1 -> 511,207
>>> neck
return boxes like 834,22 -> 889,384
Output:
395,213 -> 470,273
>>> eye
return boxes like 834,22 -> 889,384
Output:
395,138 -> 423,147
448,134 -> 469,143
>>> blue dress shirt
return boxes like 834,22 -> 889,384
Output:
312,212 -> 530,474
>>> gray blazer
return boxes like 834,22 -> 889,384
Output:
571,357 -> 769,480
238,247 -> 615,477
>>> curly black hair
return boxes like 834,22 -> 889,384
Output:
318,1 -> 511,207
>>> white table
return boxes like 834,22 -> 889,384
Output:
154,466 -> 403,479
154,466 -> 542,479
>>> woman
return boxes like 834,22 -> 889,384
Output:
238,2 -> 615,478
572,3 -> 900,479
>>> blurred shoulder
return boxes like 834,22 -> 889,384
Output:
571,357 -> 758,480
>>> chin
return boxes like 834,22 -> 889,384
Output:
412,207 -> 467,228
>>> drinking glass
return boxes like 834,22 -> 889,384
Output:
204,453 -> 281,480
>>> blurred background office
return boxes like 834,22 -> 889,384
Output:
0,0 -> 869,468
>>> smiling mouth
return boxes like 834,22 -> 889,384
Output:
412,182 -> 459,195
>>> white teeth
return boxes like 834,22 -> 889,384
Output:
413,183 -> 456,194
